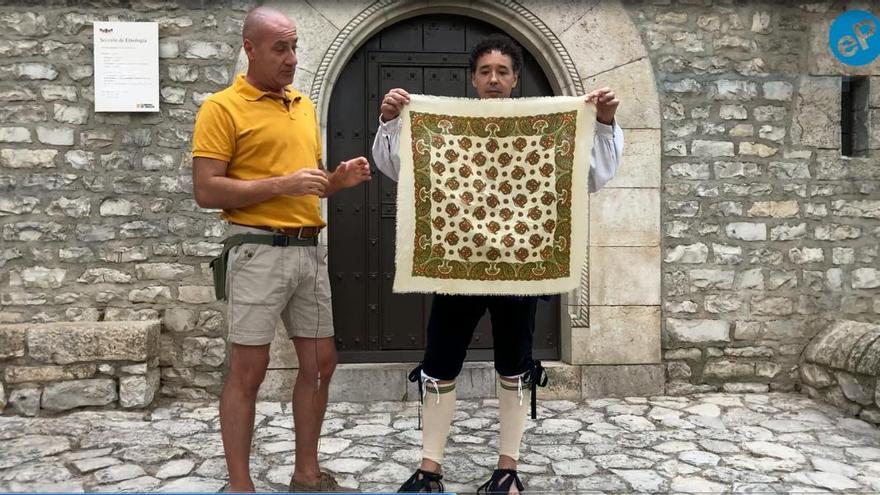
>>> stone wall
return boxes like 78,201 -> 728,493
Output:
0,0 -> 255,404
627,0 -> 880,394
1,0 -> 879,406
0,320 -> 160,415
801,320 -> 880,425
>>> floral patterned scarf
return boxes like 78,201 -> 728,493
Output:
395,95 -> 594,295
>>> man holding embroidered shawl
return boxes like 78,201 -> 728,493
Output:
371,35 -> 623,494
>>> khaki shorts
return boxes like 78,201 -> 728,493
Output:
226,225 -> 334,345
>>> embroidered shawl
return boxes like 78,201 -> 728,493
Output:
395,94 -> 594,295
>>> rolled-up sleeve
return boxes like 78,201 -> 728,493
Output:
589,120 -> 624,193
370,116 -> 402,183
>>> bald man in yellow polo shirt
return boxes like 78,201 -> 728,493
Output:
192,6 -> 367,493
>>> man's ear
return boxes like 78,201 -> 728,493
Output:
511,71 -> 519,89
243,38 -> 255,60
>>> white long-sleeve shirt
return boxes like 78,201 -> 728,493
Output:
371,115 -> 624,192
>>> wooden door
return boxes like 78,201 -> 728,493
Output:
327,14 -> 560,363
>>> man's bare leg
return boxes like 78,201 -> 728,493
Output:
220,343 -> 270,492
290,336 -> 337,485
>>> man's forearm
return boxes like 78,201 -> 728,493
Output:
195,175 -> 286,210
324,169 -> 347,197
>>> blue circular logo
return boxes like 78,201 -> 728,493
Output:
829,10 -> 880,66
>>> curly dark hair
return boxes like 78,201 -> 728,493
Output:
468,34 -> 523,75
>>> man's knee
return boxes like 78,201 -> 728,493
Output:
227,344 -> 270,391
296,347 -> 337,382
317,349 -> 338,380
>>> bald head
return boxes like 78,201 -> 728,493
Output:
241,6 -> 299,93
243,6 -> 295,43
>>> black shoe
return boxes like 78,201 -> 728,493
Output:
477,469 -> 525,494
398,469 -> 445,493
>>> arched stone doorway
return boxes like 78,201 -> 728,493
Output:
240,0 -> 663,399
325,13 -> 560,363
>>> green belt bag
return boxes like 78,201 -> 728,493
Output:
210,233 -> 319,301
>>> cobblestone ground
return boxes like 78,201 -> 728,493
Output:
2,393 -> 880,493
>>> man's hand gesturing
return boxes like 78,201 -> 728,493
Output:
283,168 -> 329,197
332,157 -> 371,193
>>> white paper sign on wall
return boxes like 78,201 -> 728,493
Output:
93,21 -> 160,112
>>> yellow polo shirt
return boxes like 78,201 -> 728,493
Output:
192,74 -> 324,228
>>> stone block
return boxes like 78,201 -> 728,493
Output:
725,222 -> 766,241
581,364 -> 664,398
665,243 -> 708,264
583,58 -> 660,129
666,318 -> 731,344
12,266 -> 66,288
703,360 -> 755,380
162,308 -> 196,333
269,321 -> 298,369
557,0 -> 646,78
455,362 -> 497,400
859,408 -> 880,425
589,246 -> 661,305
404,361 -> 497,401
689,269 -> 735,291
181,337 -> 225,367
572,306 -> 660,365
540,361 -> 581,400
667,361 -> 692,381
692,140 -> 734,157
42,379 -> 117,411
611,129 -> 661,188
723,383 -> 769,393
36,126 -> 74,146
711,80 -> 757,100
853,268 -> 880,289
791,76 -> 840,149
8,387 -> 40,416
135,263 -> 194,280
0,126 -> 31,143
119,362 -> 149,375
101,198 -> 143,217
857,336 -> 880,376
178,286 -> 215,303
590,189 -> 660,246
119,369 -> 160,408
182,41 -> 234,60
665,348 -> 702,361
258,369 -> 297,401
334,363 -> 408,402
4,363 -> 96,384
805,320 -> 880,372
822,386 -> 862,417
0,148 -> 57,168
761,79 -> 793,99
799,363 -> 835,388
832,200 -> 880,220
0,323 -> 27,358
27,321 -> 160,365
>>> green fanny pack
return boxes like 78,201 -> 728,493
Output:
210,233 -> 319,300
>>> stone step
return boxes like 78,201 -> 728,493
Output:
258,361 -> 664,402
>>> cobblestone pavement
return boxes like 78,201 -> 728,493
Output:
2,393 -> 880,493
